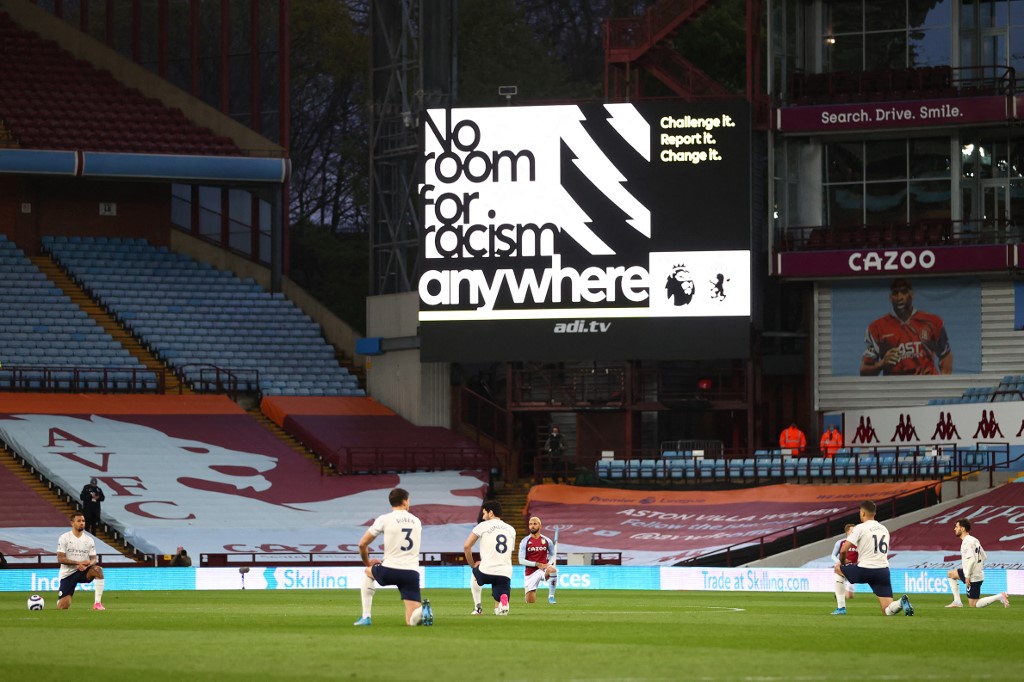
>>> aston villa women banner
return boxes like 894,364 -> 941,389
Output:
526,481 -> 936,565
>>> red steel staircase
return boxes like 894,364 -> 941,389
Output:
604,0 -> 762,107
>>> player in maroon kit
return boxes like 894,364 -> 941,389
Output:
517,516 -> 558,604
830,523 -> 858,614
861,278 -> 953,376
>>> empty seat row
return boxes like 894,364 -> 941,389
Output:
44,236 -> 362,398
0,242 -> 153,380
596,455 -> 958,481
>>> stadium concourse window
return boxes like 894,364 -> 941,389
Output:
171,184 -> 191,230
198,186 -> 222,241
823,137 -> 951,227
822,1 -> 952,72
960,1 -> 1024,83
228,189 -> 252,254
960,132 -> 1024,238
171,184 -> 271,264
258,199 -> 272,263
42,0 -> 283,146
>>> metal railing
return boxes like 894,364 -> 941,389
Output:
176,363 -> 259,400
459,385 -> 510,448
0,364 -> 164,393
3,552 -> 142,567
778,218 -> 1022,253
784,64 -> 1016,106
593,442 -> 1013,489
605,0 -> 713,55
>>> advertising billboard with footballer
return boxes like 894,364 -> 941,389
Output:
418,102 -> 753,362
829,277 -> 982,377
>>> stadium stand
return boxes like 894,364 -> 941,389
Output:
261,396 -> 493,475
42,236 -> 360,397
0,454 -> 70,528
927,377 -> 1024,405
0,10 -> 238,155
0,234 -> 158,391
0,394 -> 488,558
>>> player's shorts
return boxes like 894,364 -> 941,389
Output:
524,567 -> 555,593
840,564 -> 893,598
472,566 -> 512,602
955,569 -> 982,599
833,565 -> 854,590
370,564 -> 422,602
58,569 -> 95,599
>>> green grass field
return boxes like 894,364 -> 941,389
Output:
3,589 -> 1019,681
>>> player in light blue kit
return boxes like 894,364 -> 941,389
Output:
354,487 -> 432,626
833,500 -> 913,617
464,500 -> 516,615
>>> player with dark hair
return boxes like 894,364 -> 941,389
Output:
944,518 -> 1009,609
56,512 -> 106,610
465,500 -> 516,616
354,487 -> 432,626
861,278 -> 952,376
518,516 -> 558,604
832,500 -> 912,616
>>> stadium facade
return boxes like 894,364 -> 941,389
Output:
769,1 -> 1024,429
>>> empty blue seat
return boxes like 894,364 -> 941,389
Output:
665,459 -> 690,480
640,459 -> 663,478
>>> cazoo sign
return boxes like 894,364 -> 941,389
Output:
775,243 -> 1015,278
848,249 -> 935,272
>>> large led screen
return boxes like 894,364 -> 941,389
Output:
419,102 -> 752,361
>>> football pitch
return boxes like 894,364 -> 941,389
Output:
4,589 -> 1019,681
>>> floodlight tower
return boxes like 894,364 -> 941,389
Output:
369,0 -> 456,295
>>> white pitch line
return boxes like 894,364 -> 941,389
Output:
598,606 -> 746,614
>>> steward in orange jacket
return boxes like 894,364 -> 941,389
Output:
819,425 -> 843,458
779,423 -> 807,455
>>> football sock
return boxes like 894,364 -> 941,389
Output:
833,576 -> 847,609
884,601 -> 903,616
470,577 -> 483,608
93,579 -> 104,604
360,575 -> 376,618
548,573 -> 557,598
975,594 -> 1001,608
948,578 -> 961,602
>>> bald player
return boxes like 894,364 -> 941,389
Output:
518,516 -> 558,604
